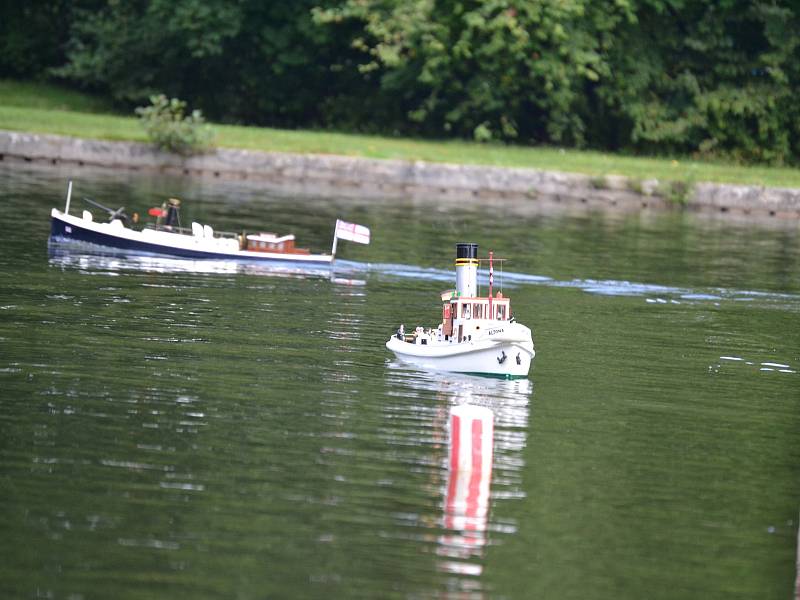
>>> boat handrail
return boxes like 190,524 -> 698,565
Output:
142,224 -> 239,239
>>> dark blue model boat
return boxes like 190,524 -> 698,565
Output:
49,182 -> 370,266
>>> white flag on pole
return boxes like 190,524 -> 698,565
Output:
334,219 -> 371,245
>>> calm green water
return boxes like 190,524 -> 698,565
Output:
1,163 -> 799,599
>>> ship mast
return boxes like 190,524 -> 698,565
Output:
489,250 -> 493,314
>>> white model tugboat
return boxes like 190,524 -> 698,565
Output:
386,243 -> 535,378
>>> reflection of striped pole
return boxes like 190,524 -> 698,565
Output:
443,404 -> 494,542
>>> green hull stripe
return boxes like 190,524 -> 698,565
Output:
455,371 -> 529,380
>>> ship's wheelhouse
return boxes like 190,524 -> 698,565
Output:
444,296 -> 510,322
442,294 -> 510,339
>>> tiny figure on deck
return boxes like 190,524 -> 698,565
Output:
396,324 -> 405,340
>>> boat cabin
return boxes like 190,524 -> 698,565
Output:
245,233 -> 310,254
442,293 -> 510,338
446,295 -> 510,322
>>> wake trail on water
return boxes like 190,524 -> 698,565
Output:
334,260 -> 800,310
46,251 -> 800,311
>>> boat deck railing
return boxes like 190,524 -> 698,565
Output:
143,224 -> 240,239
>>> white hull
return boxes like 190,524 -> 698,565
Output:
386,336 -> 534,379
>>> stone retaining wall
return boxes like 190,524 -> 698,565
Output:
2,130 -> 799,218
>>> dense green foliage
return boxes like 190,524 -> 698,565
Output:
1,0 -> 799,164
314,1 -> 633,146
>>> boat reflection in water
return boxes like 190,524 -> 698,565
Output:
384,362 -> 532,593
48,244 -> 366,284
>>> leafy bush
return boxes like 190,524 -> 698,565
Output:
657,178 -> 695,207
135,94 -> 214,156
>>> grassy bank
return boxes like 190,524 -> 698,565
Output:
2,80 -> 800,188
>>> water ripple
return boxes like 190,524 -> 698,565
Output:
711,355 -> 796,375
47,249 -> 800,310
335,260 -> 800,309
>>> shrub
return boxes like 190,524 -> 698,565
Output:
135,94 -> 214,156
626,177 -> 647,195
589,175 -> 609,190
656,178 -> 694,206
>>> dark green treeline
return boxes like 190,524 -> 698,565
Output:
2,1 -> 799,165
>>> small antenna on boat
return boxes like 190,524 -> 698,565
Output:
489,250 -> 494,313
65,180 -> 73,215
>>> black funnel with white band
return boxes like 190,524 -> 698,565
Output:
455,242 -> 479,298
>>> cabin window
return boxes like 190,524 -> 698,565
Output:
497,305 -> 506,320
461,303 -> 470,318
443,304 -> 451,320
473,303 -> 483,319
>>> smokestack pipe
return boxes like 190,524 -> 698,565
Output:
455,243 -> 478,298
